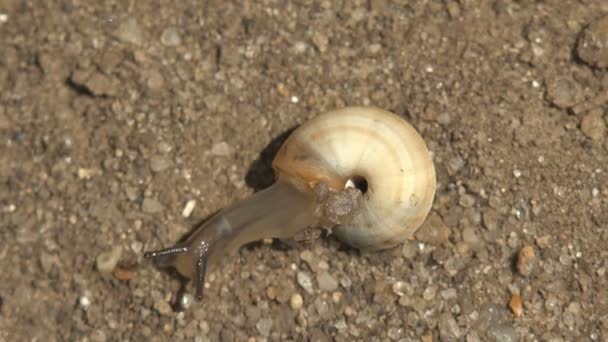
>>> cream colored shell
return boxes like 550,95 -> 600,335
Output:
273,107 -> 436,251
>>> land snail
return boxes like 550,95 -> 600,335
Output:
144,107 -> 436,300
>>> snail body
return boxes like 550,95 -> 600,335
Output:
145,107 -> 436,300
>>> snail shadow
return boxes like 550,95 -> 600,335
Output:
244,126 -> 297,191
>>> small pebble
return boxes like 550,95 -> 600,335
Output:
131,241 -> 143,253
577,15 -> 608,68
79,294 -> 91,310
462,226 -> 481,247
150,155 -> 172,172
414,213 -> 451,245
114,18 -> 144,46
340,275 -> 352,289
387,327 -> 404,340
157,141 -> 172,153
299,250 -> 315,269
96,246 -> 122,274
290,293 -> 303,310
488,322 -> 517,342
516,245 -> 536,277
78,168 -> 98,179
256,318 -> 273,337
459,193 -> 476,207
182,199 -> 196,217
296,271 -> 314,294
180,293 -> 195,310
314,297 -> 330,317
580,109 -> 607,142
312,32 -> 328,52
544,294 -> 560,312
161,27 -> 181,46
545,77 -> 582,109
332,291 -> 342,303
441,288 -> 458,300
90,330 -> 107,342
392,281 -> 407,297
422,286 -> 437,301
401,240 -> 418,259
154,299 -> 173,316
447,156 -> 465,174
509,294 -> 523,318
437,112 -> 451,125
477,303 -> 509,330
316,271 -> 338,292
125,186 -> 139,201
211,141 -> 232,156
266,286 -> 276,300
146,69 -> 165,90
438,313 -> 461,340
142,198 -> 163,213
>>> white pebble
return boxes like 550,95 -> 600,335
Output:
79,295 -> 91,310
180,293 -> 195,310
513,169 -> 522,178
182,199 -> 196,217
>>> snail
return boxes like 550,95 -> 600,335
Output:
144,107 -> 436,300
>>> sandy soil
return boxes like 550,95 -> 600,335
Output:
1,1 -> 607,341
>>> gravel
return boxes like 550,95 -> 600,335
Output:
580,109 -> 607,142
545,77 -> 583,109
289,293 -> 303,310
114,18 -> 145,46
95,247 -> 122,274
414,213 -> 451,245
296,271 -> 314,295
255,318 -> 273,337
150,155 -> 172,172
141,197 -> 163,214
160,27 -> 182,47
577,15 -> 608,68
316,271 -> 338,292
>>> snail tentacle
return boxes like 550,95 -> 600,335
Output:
144,245 -> 189,267
193,240 -> 209,300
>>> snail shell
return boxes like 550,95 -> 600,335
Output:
273,107 -> 436,251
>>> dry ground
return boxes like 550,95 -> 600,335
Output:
1,1 -> 607,341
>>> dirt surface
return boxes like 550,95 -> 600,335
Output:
1,1 -> 608,341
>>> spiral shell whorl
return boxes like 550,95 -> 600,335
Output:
273,107 -> 436,251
